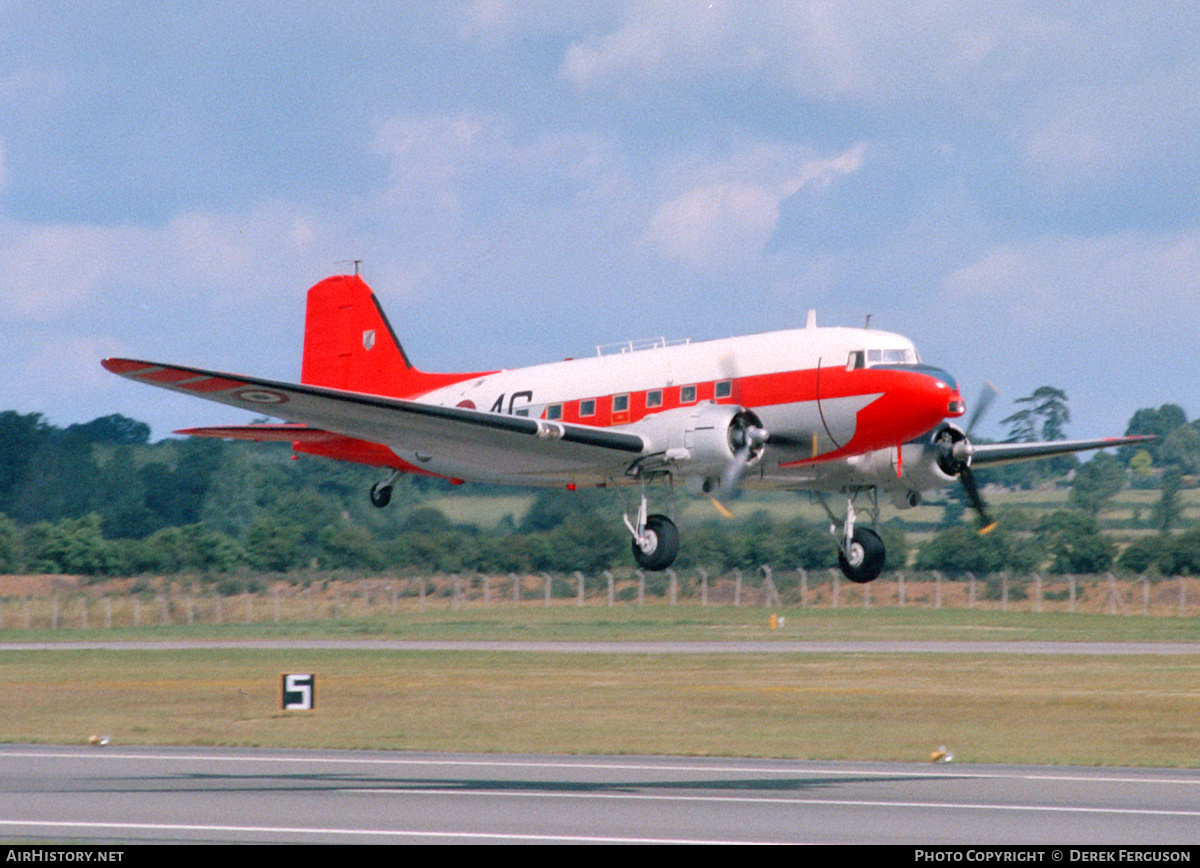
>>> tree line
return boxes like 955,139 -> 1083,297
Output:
2,392 -> 1200,582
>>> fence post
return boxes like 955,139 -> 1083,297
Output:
668,569 -> 677,605
543,572 -> 552,607
637,570 -> 645,606
934,571 -> 942,609
761,566 -> 780,607
1180,577 -> 1187,617
573,571 -> 585,606
897,571 -> 905,607
799,568 -> 807,608
1106,573 -> 1120,615
831,569 -> 839,609
603,571 -> 614,606
510,573 -> 521,605
1034,573 -> 1042,613
698,568 -> 708,607
1069,575 -> 1076,613
967,573 -> 975,609
483,574 -> 491,607
733,569 -> 742,607
1143,578 -> 1149,616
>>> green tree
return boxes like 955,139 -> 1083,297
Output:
1069,452 -> 1126,515
1001,386 -> 1071,443
1151,468 -> 1184,533
1036,511 -> 1114,574
1122,404 -> 1188,465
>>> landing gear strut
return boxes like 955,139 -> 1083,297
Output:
623,492 -> 679,571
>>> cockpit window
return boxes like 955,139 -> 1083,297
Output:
866,348 -> 918,366
847,350 -> 865,370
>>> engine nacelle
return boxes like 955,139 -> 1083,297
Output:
846,424 -> 962,498
630,403 -> 767,487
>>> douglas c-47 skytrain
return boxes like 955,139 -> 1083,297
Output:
103,274 -> 1150,583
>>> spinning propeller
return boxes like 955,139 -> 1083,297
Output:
933,382 -> 999,534
710,409 -> 769,519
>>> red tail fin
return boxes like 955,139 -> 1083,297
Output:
301,275 -> 481,398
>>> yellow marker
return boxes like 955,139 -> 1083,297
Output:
710,497 -> 733,519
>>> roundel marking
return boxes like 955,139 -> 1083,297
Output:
235,388 -> 289,405
456,400 -> 476,410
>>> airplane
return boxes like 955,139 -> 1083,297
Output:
102,273 -> 1152,583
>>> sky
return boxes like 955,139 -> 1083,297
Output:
3,1 -> 1200,442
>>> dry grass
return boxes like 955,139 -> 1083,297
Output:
2,647 -> 1198,767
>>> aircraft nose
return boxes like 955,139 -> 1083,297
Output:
905,365 -> 965,420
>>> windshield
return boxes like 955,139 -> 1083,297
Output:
867,347 -> 918,366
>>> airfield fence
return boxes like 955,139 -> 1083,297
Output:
1,569 -> 1199,630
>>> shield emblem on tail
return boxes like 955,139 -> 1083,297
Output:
362,329 -> 376,351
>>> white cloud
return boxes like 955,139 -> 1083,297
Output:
559,2 -> 1048,103
943,230 -> 1200,330
0,201 -> 344,322
645,142 -> 866,271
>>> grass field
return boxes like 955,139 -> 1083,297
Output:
2,607 -> 1198,767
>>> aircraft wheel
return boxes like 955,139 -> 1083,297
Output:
838,527 -> 885,584
631,514 -> 679,571
369,482 -> 393,508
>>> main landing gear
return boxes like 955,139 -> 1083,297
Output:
623,492 -> 680,571
830,495 -> 886,584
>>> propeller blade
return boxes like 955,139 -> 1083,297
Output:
959,465 -> 997,535
711,418 -> 768,518
966,381 -> 998,435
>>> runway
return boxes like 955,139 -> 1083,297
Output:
1,745 -> 1198,844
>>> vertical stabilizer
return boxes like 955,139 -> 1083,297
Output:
301,275 -> 479,398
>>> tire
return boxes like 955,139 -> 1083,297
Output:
838,527 -> 885,583
369,483 -> 392,508
631,514 -> 679,571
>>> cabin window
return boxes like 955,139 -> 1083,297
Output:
579,399 -> 596,417
680,385 -> 697,404
612,394 -> 629,413
715,380 -> 732,399
646,390 -> 663,408
546,404 -> 562,420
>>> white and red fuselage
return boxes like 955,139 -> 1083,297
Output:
281,275 -> 969,499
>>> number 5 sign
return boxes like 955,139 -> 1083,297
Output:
282,673 -> 315,710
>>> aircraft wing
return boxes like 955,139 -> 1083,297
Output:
102,358 -> 647,484
969,435 -> 1154,467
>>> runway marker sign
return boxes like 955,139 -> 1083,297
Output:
282,673 -> 315,710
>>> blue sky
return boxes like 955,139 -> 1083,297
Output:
3,1 -> 1199,441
